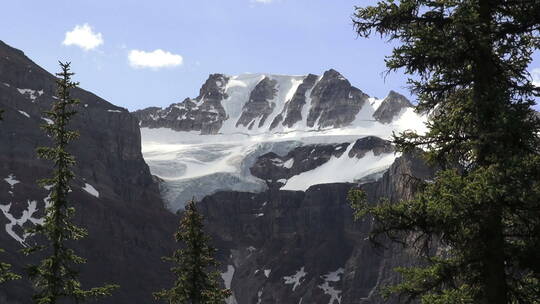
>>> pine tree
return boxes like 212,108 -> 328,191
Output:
349,1 -> 540,303
154,199 -> 231,304
0,249 -> 20,283
25,62 -> 118,304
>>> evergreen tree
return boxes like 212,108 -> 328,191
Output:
154,199 -> 231,304
25,62 -> 118,304
349,1 -> 540,303
0,248 -> 20,283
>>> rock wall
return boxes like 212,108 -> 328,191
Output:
0,40 -> 177,304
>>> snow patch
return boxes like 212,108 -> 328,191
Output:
283,267 -> 307,291
283,158 -> 294,169
82,183 -> 99,198
0,200 -> 44,247
281,143 -> 396,191
42,117 -> 54,125
17,88 -> 43,102
221,265 -> 237,304
368,97 -> 384,111
4,174 -> 20,189
264,269 -> 271,278
18,110 -> 30,118
324,268 -> 344,282
318,268 -> 344,304
257,290 -> 263,304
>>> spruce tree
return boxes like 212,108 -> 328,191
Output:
0,248 -> 20,283
349,1 -> 540,303
154,199 -> 231,304
25,62 -> 118,304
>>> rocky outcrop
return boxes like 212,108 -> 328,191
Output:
250,137 -> 393,189
250,142 -> 349,188
200,151 -> 435,304
373,90 -> 413,124
133,69 -> 403,134
133,73 -> 229,134
307,69 -> 370,128
236,77 -> 277,129
0,40 -> 177,304
270,73 -> 319,129
348,136 -> 394,158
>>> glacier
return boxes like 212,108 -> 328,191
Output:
139,71 -> 427,211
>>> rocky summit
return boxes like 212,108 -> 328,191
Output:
0,40 -> 433,304
133,69 -> 417,134
136,69 -> 426,211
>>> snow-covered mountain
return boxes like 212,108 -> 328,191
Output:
133,69 -> 427,211
1,39 -> 433,304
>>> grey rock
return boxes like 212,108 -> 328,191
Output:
132,74 -> 229,134
133,69 -> 389,133
0,40 -> 177,304
373,90 -> 413,124
307,69 -> 370,128
348,136 -> 394,158
271,73 -> 319,129
199,151 -> 435,304
250,137 -> 392,189
236,77 -> 277,129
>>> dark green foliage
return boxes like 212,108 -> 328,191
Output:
155,199 -> 231,304
350,1 -> 540,303
0,243 -> 20,284
25,62 -> 118,304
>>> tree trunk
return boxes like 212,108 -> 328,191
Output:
475,0 -> 508,303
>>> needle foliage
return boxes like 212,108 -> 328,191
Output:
349,1 -> 540,303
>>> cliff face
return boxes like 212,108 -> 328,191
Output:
0,40 -> 177,304
0,39 -> 434,304
198,152 -> 435,304
132,69 -> 411,135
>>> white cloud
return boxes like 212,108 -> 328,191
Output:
252,0 -> 273,3
62,24 -> 103,51
128,49 -> 183,69
532,68 -> 540,87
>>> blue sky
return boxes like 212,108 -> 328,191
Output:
1,0 -> 539,111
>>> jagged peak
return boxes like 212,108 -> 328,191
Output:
385,90 -> 412,106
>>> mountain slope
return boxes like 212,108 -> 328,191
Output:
200,151 -> 435,304
133,69 -> 422,135
134,70 -> 427,211
0,40 -> 177,304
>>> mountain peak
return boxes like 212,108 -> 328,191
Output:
373,90 -> 413,123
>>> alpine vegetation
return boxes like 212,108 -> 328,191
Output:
349,1 -> 540,304
351,0 -> 540,304
0,248 -> 20,284
24,62 -> 118,303
154,199 -> 231,304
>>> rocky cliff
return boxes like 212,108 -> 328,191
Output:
132,70 -> 415,135
0,40 -> 435,304
200,151 -> 434,304
0,40 -> 177,304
